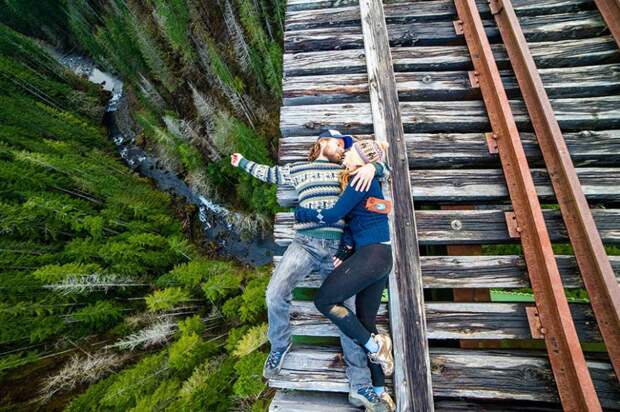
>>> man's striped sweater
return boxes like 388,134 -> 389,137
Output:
238,157 -> 386,240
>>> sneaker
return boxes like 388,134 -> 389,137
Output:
349,386 -> 389,412
263,342 -> 291,379
379,391 -> 396,412
367,333 -> 394,376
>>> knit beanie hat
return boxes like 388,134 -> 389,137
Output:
352,140 -> 389,164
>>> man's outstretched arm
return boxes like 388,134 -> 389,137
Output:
231,153 -> 291,185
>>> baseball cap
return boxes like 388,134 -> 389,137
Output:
318,129 -> 354,149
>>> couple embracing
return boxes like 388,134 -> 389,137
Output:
231,129 -> 395,412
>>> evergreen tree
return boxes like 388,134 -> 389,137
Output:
0,1 -> 286,407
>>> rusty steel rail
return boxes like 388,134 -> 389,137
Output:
453,1 -> 602,410
490,0 -> 620,384
594,0 -> 620,48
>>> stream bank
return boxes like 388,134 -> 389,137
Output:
57,54 -> 282,266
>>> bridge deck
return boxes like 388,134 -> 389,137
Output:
270,0 -> 620,410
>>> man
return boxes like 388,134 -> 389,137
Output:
231,130 -> 390,411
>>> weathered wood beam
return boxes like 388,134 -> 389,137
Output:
270,390 -> 361,412
276,167 -> 620,206
358,0 -> 432,409
289,300 -> 603,341
284,37 -> 619,76
286,0 -> 594,30
269,346 -> 620,409
274,255 -> 620,289
285,11 -> 606,52
283,64 -> 620,105
279,96 -> 620,136
274,209 -> 620,246
278,130 -> 620,168
270,390 -> 567,411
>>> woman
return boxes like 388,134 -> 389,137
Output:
294,140 -> 395,411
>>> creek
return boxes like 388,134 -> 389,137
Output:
55,53 -> 282,266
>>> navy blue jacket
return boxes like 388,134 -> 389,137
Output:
294,177 -> 390,248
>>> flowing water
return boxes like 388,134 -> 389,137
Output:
55,53 -> 282,266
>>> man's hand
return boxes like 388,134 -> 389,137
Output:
349,163 -> 376,191
230,153 -> 243,167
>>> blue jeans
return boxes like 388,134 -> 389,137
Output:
266,233 -> 373,390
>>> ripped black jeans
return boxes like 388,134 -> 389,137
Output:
314,243 -> 392,386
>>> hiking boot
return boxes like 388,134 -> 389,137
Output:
379,391 -> 396,412
263,342 -> 292,379
349,386 -> 389,412
367,333 -> 394,376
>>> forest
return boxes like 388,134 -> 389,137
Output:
0,0 -> 285,410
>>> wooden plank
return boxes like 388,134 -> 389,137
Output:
269,346 -> 620,409
279,96 -> 620,136
270,390 -> 568,411
273,208 -> 620,246
270,390 -> 360,412
358,0 -> 432,409
275,255 -> 620,289
284,11 -> 607,52
443,205 -> 491,350
276,167 -> 620,206
284,37 -> 619,76
286,0 -> 593,13
435,400 -> 562,411
286,0 -> 593,30
288,300 -> 603,341
282,64 -> 620,105
278,130 -> 620,168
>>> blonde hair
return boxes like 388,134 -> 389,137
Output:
339,168 -> 354,190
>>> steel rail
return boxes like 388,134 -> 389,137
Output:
490,0 -> 620,384
594,0 -> 620,48
453,1 -> 602,410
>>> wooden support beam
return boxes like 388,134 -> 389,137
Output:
269,346 -> 620,409
283,64 -> 620,105
285,11 -> 607,52
279,96 -> 620,136
278,130 -> 620,168
285,0 -> 594,30
274,209 -> 620,246
284,37 -> 619,76
276,167 -> 620,206
358,0 -> 433,409
275,255 -> 620,289
442,205 -> 494,349
288,300 -> 603,342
